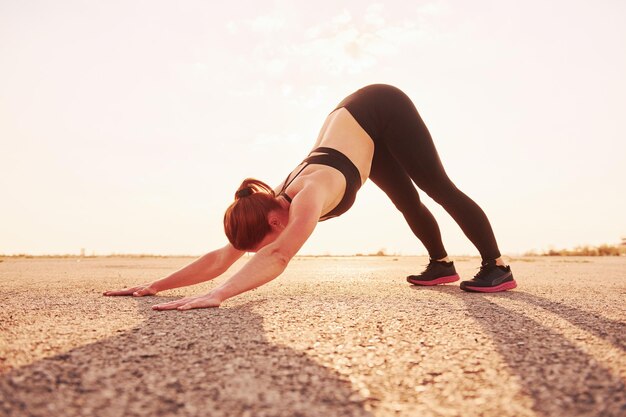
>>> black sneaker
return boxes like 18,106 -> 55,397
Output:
407,259 -> 460,286
460,261 -> 517,292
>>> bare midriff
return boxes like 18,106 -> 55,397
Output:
310,107 -> 375,183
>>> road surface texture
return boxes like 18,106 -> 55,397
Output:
1,255 -> 625,417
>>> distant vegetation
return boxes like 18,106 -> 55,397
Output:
0,253 -> 193,259
3,240 -> 625,259
355,248 -> 396,256
526,239 -> 626,256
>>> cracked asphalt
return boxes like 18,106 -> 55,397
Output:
1,255 -> 625,417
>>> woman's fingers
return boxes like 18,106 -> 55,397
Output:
152,297 -> 194,310
178,297 -> 221,310
177,300 -> 202,310
154,303 -> 189,310
163,297 -> 194,306
104,284 -> 155,297
152,295 -> 221,311
103,287 -> 137,296
132,287 -> 155,297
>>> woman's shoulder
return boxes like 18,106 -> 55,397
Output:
277,165 -> 340,197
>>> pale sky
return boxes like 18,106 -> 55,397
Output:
1,0 -> 625,256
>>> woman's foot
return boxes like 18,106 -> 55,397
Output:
407,259 -> 460,286
460,260 -> 517,292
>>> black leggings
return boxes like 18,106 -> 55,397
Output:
333,84 -> 502,261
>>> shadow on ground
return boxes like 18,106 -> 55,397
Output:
510,291 -> 626,352
0,298 -> 372,417
450,289 -> 626,417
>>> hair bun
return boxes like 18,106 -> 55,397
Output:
235,187 -> 254,199
233,178 -> 276,200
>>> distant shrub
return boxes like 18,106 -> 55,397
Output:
597,244 -> 621,256
541,243 -> 624,256
352,249 -> 398,256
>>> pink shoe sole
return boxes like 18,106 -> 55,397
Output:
461,280 -> 518,293
407,274 -> 460,286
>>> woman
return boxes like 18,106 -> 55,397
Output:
104,84 -> 516,310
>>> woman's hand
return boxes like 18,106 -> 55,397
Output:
103,283 -> 158,297
151,292 -> 222,311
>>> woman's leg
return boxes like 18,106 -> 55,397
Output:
369,143 -> 448,260
379,89 -> 502,262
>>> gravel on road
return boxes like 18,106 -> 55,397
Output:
1,256 -> 625,417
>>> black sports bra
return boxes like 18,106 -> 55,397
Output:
278,147 -> 362,221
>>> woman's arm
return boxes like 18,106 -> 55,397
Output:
203,185 -> 324,302
152,184 -> 325,310
104,243 -> 244,296
151,244 -> 245,291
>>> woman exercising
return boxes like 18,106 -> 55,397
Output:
104,84 -> 516,310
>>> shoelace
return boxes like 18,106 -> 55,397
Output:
474,262 -> 498,280
423,260 -> 440,272
421,260 -> 448,275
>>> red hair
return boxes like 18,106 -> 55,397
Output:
224,178 -> 282,250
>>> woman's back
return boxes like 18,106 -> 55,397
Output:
275,107 -> 375,218
310,107 -> 375,183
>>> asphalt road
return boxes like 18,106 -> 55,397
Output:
1,255 -> 625,417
